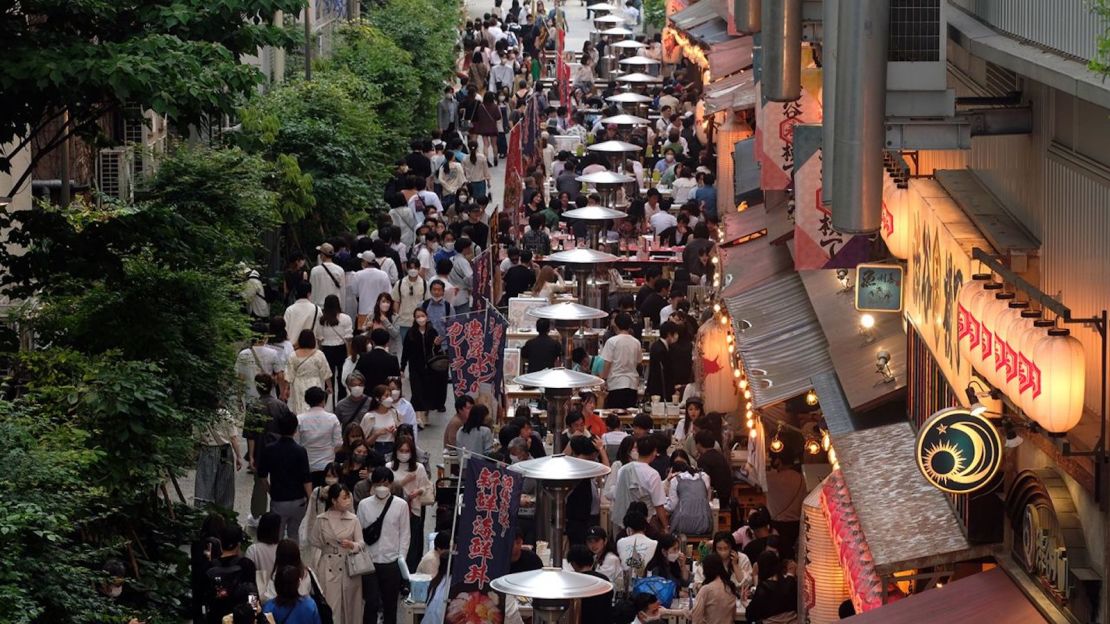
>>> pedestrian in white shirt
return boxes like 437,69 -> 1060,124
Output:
351,251 -> 392,330
283,282 -> 321,348
295,386 -> 342,486
242,268 -> 270,320
234,331 -> 287,408
649,209 -> 678,235
611,436 -> 670,535
309,242 -> 346,307
448,238 -> 475,314
356,467 -> 411,624
416,233 -> 439,279
194,407 -> 243,509
599,313 -> 643,408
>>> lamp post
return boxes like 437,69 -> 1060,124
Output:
507,454 -> 610,568
491,567 -> 612,624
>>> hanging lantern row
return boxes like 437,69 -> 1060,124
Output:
957,275 -> 1085,433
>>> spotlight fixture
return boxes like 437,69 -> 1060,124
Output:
805,437 -> 821,455
964,381 -> 1001,416
858,313 -> 876,343
876,350 -> 896,383
821,429 -> 831,452
733,368 -> 741,378
805,389 -> 818,406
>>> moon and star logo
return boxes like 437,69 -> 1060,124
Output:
916,408 -> 1002,494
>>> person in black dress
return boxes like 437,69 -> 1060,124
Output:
401,308 -> 449,415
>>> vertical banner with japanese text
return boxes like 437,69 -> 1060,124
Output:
447,457 -> 523,623
471,248 -> 494,311
443,307 -> 509,398
505,124 -> 524,233
756,46 -> 822,192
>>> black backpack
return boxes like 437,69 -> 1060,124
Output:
205,557 -> 246,613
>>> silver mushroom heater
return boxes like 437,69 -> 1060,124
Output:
598,113 -> 650,143
513,368 -> 603,457
545,247 -> 619,308
606,91 -> 652,116
618,55 -> 662,78
587,140 -> 642,182
562,205 -> 628,251
616,72 -> 661,95
575,169 -> 635,218
506,454 -> 610,569
528,301 -> 610,364
596,27 -> 634,78
609,38 -> 647,60
491,567 -> 612,624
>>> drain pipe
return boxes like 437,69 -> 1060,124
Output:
821,0 -> 837,208
832,0 -> 889,234
734,0 -> 761,32
762,0 -> 801,101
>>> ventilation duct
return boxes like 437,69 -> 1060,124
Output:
733,0 -> 761,32
832,0 -> 888,234
761,0 -> 801,102
820,0 -> 837,208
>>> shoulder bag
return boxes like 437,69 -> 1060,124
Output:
362,495 -> 396,546
425,333 -> 450,373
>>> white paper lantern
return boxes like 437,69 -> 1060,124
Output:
991,300 -> 1027,391
957,275 -> 993,364
977,292 -> 1014,386
969,283 -> 1004,371
1016,320 -> 1054,413
880,178 -> 912,260
1027,328 -> 1086,433
1004,309 -> 1041,399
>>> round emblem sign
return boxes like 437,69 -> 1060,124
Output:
915,407 -> 1003,494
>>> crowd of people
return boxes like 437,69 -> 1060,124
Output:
183,0 -> 812,623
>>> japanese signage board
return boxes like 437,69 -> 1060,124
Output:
854,264 -> 904,312
447,457 -> 524,623
443,307 -> 508,398
471,248 -> 493,312
915,407 -> 1002,495
754,45 -> 821,192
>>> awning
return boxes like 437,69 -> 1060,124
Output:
689,16 -> 731,45
843,568 -> 1050,623
724,269 -> 836,408
797,269 -> 907,410
704,68 -> 755,113
670,0 -> 719,30
830,422 -> 986,576
669,0 -> 733,46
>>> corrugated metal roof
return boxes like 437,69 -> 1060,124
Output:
725,270 -> 836,408
670,0 -> 719,30
832,422 -> 975,575
810,370 -> 854,435
689,18 -> 731,45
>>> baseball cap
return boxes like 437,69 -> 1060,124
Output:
358,250 -> 376,263
316,242 -> 335,257
585,526 -> 608,541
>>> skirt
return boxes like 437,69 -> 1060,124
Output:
410,368 -> 449,412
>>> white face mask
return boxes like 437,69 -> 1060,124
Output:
408,268 -> 419,278
416,316 -> 428,326
396,452 -> 412,462
325,477 -> 339,486
666,551 -> 680,562
349,386 -> 365,398
391,389 -> 401,401
458,195 -> 469,204
445,241 -> 455,251
373,486 -> 391,500
106,585 -> 123,599
380,302 -> 391,312
382,398 -> 394,408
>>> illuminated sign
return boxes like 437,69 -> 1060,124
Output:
855,264 -> 904,313
915,407 -> 1002,494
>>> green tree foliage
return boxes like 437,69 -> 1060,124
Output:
367,0 -> 462,121
1092,0 -> 1110,76
0,0 -> 309,194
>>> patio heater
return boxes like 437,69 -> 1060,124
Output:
576,169 -> 635,212
586,2 -> 614,14
618,55 -> 662,77
562,204 -> 628,250
616,72 -> 661,95
512,368 -> 604,461
587,139 -> 642,177
598,113 -> 649,142
596,27 -> 634,78
606,91 -> 653,117
528,301 -> 610,364
491,567 -> 612,624
610,38 -> 647,59
545,247 -> 620,309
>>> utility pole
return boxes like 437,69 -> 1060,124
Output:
273,10 -> 286,84
348,0 -> 360,21
59,109 -> 71,207
304,5 -> 313,81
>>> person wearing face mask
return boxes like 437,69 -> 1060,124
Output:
437,154 -> 466,212
355,328 -> 400,391
402,306 -> 449,420
334,373 -> 373,433
359,385 -> 401,457
416,232 -> 439,280
301,461 -> 341,568
646,533 -> 691,590
392,261 -> 426,343
433,232 -> 457,265
309,483 -> 365,624
387,377 -> 419,440
369,293 -> 401,356
625,590 -> 663,624
356,467 -> 410,624
389,435 -> 433,571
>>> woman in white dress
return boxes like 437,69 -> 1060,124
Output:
309,483 -> 365,624
368,293 -> 402,356
359,384 -> 400,457
390,436 -> 434,571
285,329 -> 333,415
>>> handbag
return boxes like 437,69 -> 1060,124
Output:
631,575 -> 678,608
425,335 -> 450,373
308,570 -> 334,624
345,546 -> 375,577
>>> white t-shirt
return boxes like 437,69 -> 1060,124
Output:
360,408 -> 400,443
352,267 -> 392,317
309,262 -> 346,306
626,461 -> 667,508
600,333 -> 642,391
235,343 -> 287,402
283,299 -> 321,348
314,314 -> 354,347
617,533 -> 658,573
418,247 -> 436,277
295,408 -> 342,471
650,210 -> 678,235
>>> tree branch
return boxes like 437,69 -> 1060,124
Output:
4,104 -> 118,198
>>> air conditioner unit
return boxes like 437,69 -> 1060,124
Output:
122,108 -> 168,179
96,147 -> 134,206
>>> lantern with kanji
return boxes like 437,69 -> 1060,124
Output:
957,275 -> 993,364
1027,328 -> 1085,433
1004,309 -> 1041,399
880,174 -> 912,260
991,300 -> 1027,390
969,283 -> 1004,371
1015,319 -> 1053,413
977,291 -> 1013,384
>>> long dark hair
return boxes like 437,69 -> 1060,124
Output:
273,565 -> 304,607
323,483 -> 350,510
463,404 -> 489,433
429,550 -> 451,597
321,294 -> 342,326
272,539 -> 305,582
391,435 -> 419,473
349,333 -> 369,363
701,552 -> 740,598
371,292 -> 395,324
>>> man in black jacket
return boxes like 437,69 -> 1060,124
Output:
645,321 -> 679,399
356,328 -> 401,389
694,429 -> 733,513
503,249 -> 536,301
637,278 -> 671,328
256,412 -> 312,542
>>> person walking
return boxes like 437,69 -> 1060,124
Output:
352,251 -> 392,331
461,143 -> 493,202
284,282 -> 321,348
309,243 -> 346,307
285,330 -> 333,416
257,412 -> 313,542
355,328 -> 401,391
368,293 -> 402,357
357,467 -> 410,624
315,294 -> 353,405
193,407 -> 242,510
391,261 -> 426,342
295,387 -> 342,486
390,436 -> 433,571
360,385 -> 401,457
401,308 -> 448,422
246,375 -> 295,527
448,238 -> 474,315
309,484 -> 365,624
599,313 -> 642,409
262,565 -> 322,624
471,92 -> 503,167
